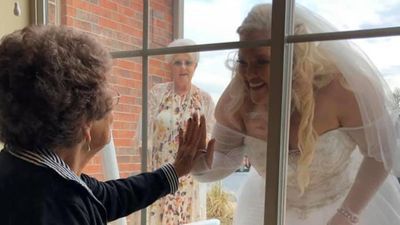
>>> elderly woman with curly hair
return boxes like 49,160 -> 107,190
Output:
0,25 -> 214,225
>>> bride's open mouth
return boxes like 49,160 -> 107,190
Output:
248,81 -> 267,90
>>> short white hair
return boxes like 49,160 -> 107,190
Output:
165,38 -> 199,64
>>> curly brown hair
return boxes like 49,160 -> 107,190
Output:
0,25 -> 112,151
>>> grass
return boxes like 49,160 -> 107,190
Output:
206,182 -> 236,225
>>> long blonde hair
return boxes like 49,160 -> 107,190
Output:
227,3 -> 338,193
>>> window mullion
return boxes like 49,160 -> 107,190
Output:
141,1 -> 150,225
265,0 -> 294,224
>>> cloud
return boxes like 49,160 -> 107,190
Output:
184,0 -> 257,44
360,1 -> 400,28
384,74 -> 400,91
354,37 -> 400,73
298,0 -> 399,30
384,65 -> 400,75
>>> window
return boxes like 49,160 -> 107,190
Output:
45,1 -> 400,225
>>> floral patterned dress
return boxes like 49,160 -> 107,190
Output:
147,82 -> 215,225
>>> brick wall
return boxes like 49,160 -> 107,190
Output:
49,1 -> 175,224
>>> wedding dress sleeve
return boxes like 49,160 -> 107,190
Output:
191,123 -> 245,182
197,87 -> 216,141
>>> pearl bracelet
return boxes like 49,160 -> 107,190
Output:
337,207 -> 359,224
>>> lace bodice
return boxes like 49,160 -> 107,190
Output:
244,129 -> 363,216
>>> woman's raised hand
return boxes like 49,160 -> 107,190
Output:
173,113 -> 215,177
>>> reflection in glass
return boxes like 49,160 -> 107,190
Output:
47,0 -> 143,51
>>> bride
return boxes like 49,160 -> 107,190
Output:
192,3 -> 400,225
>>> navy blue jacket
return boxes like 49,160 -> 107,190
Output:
0,148 -> 178,225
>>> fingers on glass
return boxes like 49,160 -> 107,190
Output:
188,117 -> 199,146
184,113 -> 198,144
178,127 -> 184,145
198,115 -> 206,149
184,118 -> 194,143
182,114 -> 206,159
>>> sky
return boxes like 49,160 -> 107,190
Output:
183,0 -> 400,103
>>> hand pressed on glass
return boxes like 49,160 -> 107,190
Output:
173,113 -> 215,177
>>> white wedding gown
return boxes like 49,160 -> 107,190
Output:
234,129 -> 400,225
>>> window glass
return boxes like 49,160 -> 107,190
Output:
44,1 -> 400,225
50,0 -> 143,51
184,0 -> 268,44
298,0 -> 400,31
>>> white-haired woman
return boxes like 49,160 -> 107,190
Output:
192,3 -> 400,225
142,38 -> 215,225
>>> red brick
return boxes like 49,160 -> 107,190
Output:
64,6 -> 76,17
119,95 -> 137,105
99,17 -> 120,30
117,155 -> 140,164
75,19 -> 92,31
114,138 -> 135,148
83,164 -> 102,174
114,103 -> 133,113
118,163 -> 141,172
116,147 -> 136,155
113,121 -> 137,130
114,112 -> 138,122
154,18 -> 167,30
75,1 -> 91,11
114,76 -> 137,87
100,0 -> 118,11
110,82 -> 135,95
115,60 -> 136,70
112,129 -> 135,139
64,16 -> 75,26
91,4 -> 112,18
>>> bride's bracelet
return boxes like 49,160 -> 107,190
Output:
336,207 -> 359,224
